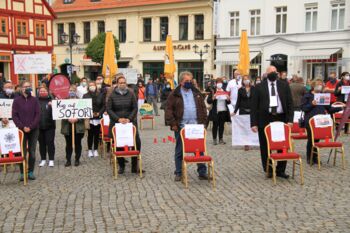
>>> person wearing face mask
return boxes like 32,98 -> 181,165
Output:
83,81 -> 105,157
77,77 -> 88,98
226,70 -> 242,111
160,82 -> 172,111
136,80 -> 146,111
165,71 -> 209,182
37,86 -> 56,167
12,81 -> 41,181
335,72 -> 350,103
207,78 -> 231,145
145,78 -> 159,116
254,77 -> 262,86
324,72 -> 339,104
0,81 -> 17,128
250,66 -> 294,179
301,79 -> 344,164
222,76 -> 228,90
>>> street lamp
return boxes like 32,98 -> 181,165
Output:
192,44 -> 210,62
61,32 -> 80,79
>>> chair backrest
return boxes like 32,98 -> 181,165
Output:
180,128 -> 207,155
112,125 -> 137,151
100,119 -> 109,137
291,122 -> 306,134
264,123 -> 291,151
309,116 -> 334,141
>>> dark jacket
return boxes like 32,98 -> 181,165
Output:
207,88 -> 231,122
145,83 -> 158,97
334,80 -> 350,103
12,94 -> 41,130
83,91 -> 105,119
61,119 -> 85,135
289,82 -> 306,110
160,87 -> 172,110
165,86 -> 207,129
38,97 -> 56,130
234,86 -> 255,114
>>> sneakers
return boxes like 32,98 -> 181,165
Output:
88,150 -> 93,157
213,139 -> 218,145
28,172 -> 36,180
39,160 -> 46,167
93,150 -> 99,157
48,160 -> 54,167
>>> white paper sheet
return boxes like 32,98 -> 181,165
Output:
270,122 -> 286,142
231,115 -> 259,146
341,86 -> 350,94
103,114 -> 110,126
0,99 -> 13,118
314,114 -> 332,128
185,124 -> 204,139
293,111 -> 302,123
115,123 -> 134,147
227,104 -> 234,114
269,96 -> 278,107
0,128 -> 21,154
314,93 -> 331,105
216,95 -> 227,100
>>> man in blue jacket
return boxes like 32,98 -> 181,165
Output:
145,78 -> 159,116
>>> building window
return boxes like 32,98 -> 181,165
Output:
0,17 -> 8,35
97,21 -> 105,34
118,19 -> 126,43
16,19 -> 28,37
143,18 -> 152,42
276,6 -> 287,34
63,0 -> 73,4
57,23 -> 64,44
69,22 -> 75,43
35,21 -> 46,39
194,15 -> 204,40
250,10 -> 260,36
305,6 -> 318,32
160,17 -> 168,41
83,22 -> 90,43
331,3 -> 345,30
179,16 -> 188,41
230,11 -> 239,37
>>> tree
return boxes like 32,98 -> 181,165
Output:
85,33 -> 120,65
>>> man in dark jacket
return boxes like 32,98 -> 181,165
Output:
165,71 -> 208,182
145,79 -> 159,116
289,77 -> 306,110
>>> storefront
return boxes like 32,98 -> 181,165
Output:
178,62 -> 204,88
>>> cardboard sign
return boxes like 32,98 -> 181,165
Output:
52,99 -> 93,120
14,54 -> 52,74
314,93 -> 331,105
231,115 -> 259,146
184,124 -> 204,139
49,74 -> 71,99
0,128 -> 21,154
314,114 -> 332,128
118,68 -> 138,84
139,103 -> 153,116
115,123 -> 134,147
0,99 -> 13,118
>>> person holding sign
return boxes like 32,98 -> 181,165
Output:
0,81 -> 17,128
12,81 -> 41,181
165,71 -> 208,182
324,72 -> 339,104
61,85 -> 86,167
250,66 -> 294,179
335,72 -> 350,103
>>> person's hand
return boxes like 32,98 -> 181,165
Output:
68,118 -> 78,123
23,127 -> 31,133
251,126 -> 258,133
338,86 -> 342,91
48,101 -> 52,106
213,94 -> 217,100
231,112 -> 236,117
288,122 -> 293,128
1,118 -> 9,125
226,95 -> 230,100
171,125 -> 179,132
312,100 -> 317,106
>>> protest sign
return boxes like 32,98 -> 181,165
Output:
118,68 -> 138,84
115,123 -> 134,147
49,74 -> 71,99
185,124 -> 204,139
314,93 -> 331,105
270,122 -> 286,142
139,103 -> 153,116
103,114 -> 110,126
0,99 -> 13,118
0,128 -> 21,154
14,54 -> 51,74
232,115 -> 259,146
52,99 -> 93,120
314,114 -> 332,128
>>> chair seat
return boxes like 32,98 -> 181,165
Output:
114,151 -> 140,156
141,115 -> 154,119
0,156 -> 24,163
291,134 -> 308,140
184,155 -> 212,162
314,141 -> 343,148
270,152 -> 301,160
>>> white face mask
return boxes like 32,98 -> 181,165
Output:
216,83 -> 223,89
89,86 -> 96,92
243,80 -> 250,86
4,88 -> 14,95
345,75 -> 350,81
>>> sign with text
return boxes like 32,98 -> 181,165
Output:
0,99 -> 13,118
0,128 -> 21,154
52,99 -> 93,120
314,114 -> 332,128
139,103 -> 153,116
48,74 -> 71,99
314,93 -> 331,105
115,123 -> 134,147
185,124 -> 204,139
118,68 -> 138,84
14,54 -> 52,74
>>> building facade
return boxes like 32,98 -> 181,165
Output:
0,0 -> 55,84
52,0 -> 214,89
215,0 -> 350,80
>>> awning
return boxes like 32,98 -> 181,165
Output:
215,51 -> 261,65
291,48 -> 342,60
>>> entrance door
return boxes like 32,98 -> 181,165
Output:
0,62 -> 4,74
270,54 -> 288,73
143,62 -> 164,82
178,62 -> 204,89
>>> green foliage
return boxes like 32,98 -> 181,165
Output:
85,32 -> 120,65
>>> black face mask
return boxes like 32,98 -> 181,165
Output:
267,72 -> 278,82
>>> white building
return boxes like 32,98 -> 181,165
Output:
215,0 -> 350,80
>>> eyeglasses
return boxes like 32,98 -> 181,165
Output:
118,82 -> 126,84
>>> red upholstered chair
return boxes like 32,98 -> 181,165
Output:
180,128 -> 215,189
309,116 -> 345,170
291,123 -> 308,150
0,129 -> 27,185
333,112 -> 350,135
111,125 -> 142,179
100,118 -> 113,160
264,123 -> 304,185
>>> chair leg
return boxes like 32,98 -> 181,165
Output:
207,162 -> 211,183
152,119 -> 155,129
342,147 -> 345,170
310,146 -> 314,166
299,158 -> 304,185
114,157 -> 117,180
272,160 -> 276,185
139,155 -> 143,178
334,148 -> 337,166
184,162 -> 188,188
23,161 -> 27,186
211,161 -> 215,189
266,158 -> 270,177
292,161 -> 295,179
317,148 -> 321,170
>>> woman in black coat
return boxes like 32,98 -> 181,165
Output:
233,75 -> 255,115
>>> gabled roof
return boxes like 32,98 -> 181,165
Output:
42,0 -> 57,18
52,0 -> 192,13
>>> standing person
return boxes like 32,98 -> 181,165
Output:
145,78 -> 159,116
226,70 -> 242,111
207,77 -> 230,145
77,77 -> 88,98
0,81 -> 17,128
250,66 -> 294,179
324,72 -> 339,104
61,85 -> 85,167
37,86 -> 56,167
83,81 -> 105,157
254,77 -> 262,85
279,71 -> 288,83
136,80 -> 146,111
107,74 -> 141,174
160,82 -> 172,111
289,77 -> 306,111
165,71 -> 209,182
0,72 -> 5,94
335,72 -> 350,103
12,81 -> 41,181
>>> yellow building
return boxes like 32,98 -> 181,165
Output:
52,0 -> 214,89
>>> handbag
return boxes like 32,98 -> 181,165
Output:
298,111 -> 305,128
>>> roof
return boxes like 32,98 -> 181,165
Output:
52,0 -> 192,13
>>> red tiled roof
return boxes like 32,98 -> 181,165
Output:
52,0 -> 191,13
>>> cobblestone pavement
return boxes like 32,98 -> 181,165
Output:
1,111 -> 350,233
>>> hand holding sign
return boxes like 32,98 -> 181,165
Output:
52,99 -> 93,120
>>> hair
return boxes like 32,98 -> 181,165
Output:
311,78 -> 323,89
81,77 -> 87,81
179,71 -> 193,83
20,80 -> 31,87
341,72 -> 349,78
216,77 -> 223,83
116,75 -> 126,84
88,81 -> 96,86
241,75 -> 252,86
39,85 -> 48,91
96,74 -> 104,79
69,84 -> 77,91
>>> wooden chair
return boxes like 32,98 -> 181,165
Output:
139,115 -> 155,130
264,122 -> 304,185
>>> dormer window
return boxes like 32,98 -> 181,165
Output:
63,0 -> 73,4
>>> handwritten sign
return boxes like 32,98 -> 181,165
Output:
115,123 -> 134,147
0,99 -> 13,118
185,124 -> 204,139
314,114 -> 332,128
0,128 -> 21,154
314,93 -> 331,105
14,54 -> 52,74
52,99 -> 93,120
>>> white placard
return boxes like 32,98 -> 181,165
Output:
14,54 -> 52,74
231,115 -> 259,146
270,122 -> 286,142
314,93 -> 331,105
52,99 -> 93,120
103,114 -> 110,126
0,128 -> 21,154
269,96 -> 278,107
293,111 -> 302,123
185,124 -> 204,139
118,68 -> 138,84
0,99 -> 13,118
314,114 -> 332,128
115,123 -> 134,147
227,104 -> 234,114
341,86 -> 350,94
216,95 -> 227,100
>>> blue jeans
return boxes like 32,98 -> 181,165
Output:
174,129 -> 207,176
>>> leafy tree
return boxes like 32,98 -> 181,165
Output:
85,33 -> 120,65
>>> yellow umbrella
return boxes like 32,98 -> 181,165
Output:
102,31 -> 118,86
164,35 -> 176,89
237,30 -> 250,76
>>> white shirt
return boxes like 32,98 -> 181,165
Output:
77,85 -> 88,99
267,80 -> 283,114
226,79 -> 242,106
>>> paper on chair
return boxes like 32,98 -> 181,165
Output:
0,128 -> 21,154
103,114 -> 110,126
270,122 -> 285,142
314,114 -> 332,128
293,111 -> 302,123
115,123 -> 134,147
185,124 -> 204,139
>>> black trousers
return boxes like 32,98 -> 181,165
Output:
212,111 -> 227,140
20,128 -> 39,173
258,114 -> 287,174
87,124 -> 100,150
306,126 -> 320,163
117,130 -> 141,171
38,128 -> 55,161
64,133 -> 84,162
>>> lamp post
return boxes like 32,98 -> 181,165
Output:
60,32 -> 80,79
193,44 -> 210,89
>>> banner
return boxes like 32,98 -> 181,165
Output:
335,94 -> 350,140
52,99 -> 93,120
0,128 -> 21,154
115,123 -> 134,147
0,99 -> 13,118
14,54 -> 52,74
232,115 -> 259,146
102,32 -> 118,86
